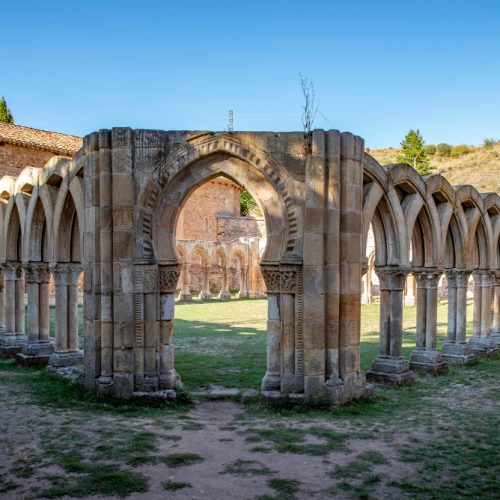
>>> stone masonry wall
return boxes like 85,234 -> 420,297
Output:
0,143 -> 55,177
176,177 -> 242,240
216,215 -> 265,242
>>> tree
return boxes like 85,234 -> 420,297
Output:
0,97 -> 14,124
397,129 -> 431,175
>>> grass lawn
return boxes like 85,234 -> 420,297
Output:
172,298 -> 475,391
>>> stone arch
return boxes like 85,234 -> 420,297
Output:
362,155 -> 408,267
139,134 -> 299,264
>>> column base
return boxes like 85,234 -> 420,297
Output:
468,336 -> 500,356
16,341 -> 54,368
441,341 -> 476,364
237,291 -> 249,299
199,292 -> 212,301
409,348 -> 448,374
48,350 -> 83,368
159,369 -> 182,390
261,371 -> 281,392
367,355 -> 416,384
177,291 -> 192,301
325,372 -> 368,405
490,332 -> 500,346
218,291 -> 231,300
0,333 -> 28,358
96,375 -> 114,396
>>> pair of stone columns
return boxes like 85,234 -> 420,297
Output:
0,263 -> 27,356
16,263 -> 54,366
408,270 -> 447,372
48,263 -> 83,368
468,270 -> 498,354
492,272 -> 500,345
441,269 -> 475,363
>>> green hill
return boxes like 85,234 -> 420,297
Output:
369,144 -> 500,194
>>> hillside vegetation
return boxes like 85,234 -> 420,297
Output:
369,143 -> 500,194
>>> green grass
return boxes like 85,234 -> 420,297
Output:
162,480 -> 192,490
172,298 -> 475,389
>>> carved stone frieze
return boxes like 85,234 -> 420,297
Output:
158,264 -> 181,293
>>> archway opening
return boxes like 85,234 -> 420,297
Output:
170,174 -> 268,392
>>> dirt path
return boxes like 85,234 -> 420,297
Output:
0,360 -> 499,499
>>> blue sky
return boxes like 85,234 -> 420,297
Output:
2,0 -> 499,148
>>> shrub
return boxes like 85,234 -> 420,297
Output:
424,144 -> 436,155
450,144 -> 472,158
436,143 -> 451,156
483,138 -> 496,148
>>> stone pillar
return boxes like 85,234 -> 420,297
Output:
178,262 -> 192,301
219,265 -> 231,300
367,268 -> 415,383
0,263 -> 27,356
361,268 -> 371,305
0,266 -> 5,335
199,265 -> 211,301
159,265 -> 181,389
404,274 -> 416,306
409,270 -> 447,373
491,272 -> 500,345
469,270 -> 497,354
261,265 -> 282,393
238,266 -> 249,299
48,263 -> 83,368
16,263 -> 54,366
441,270 -> 475,363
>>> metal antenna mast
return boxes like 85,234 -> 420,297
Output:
228,110 -> 234,133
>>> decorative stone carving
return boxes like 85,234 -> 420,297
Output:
415,269 -> 441,289
142,266 -> 158,293
280,266 -> 297,293
159,265 -> 181,293
261,263 -> 300,294
261,265 -> 281,294
375,267 -> 407,291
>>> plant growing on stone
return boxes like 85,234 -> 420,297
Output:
299,72 -> 318,154
397,129 -> 431,175
0,97 -> 14,124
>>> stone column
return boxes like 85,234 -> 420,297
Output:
441,270 -> 475,363
48,263 -> 83,368
261,265 -> 282,393
0,266 -> 5,335
367,268 -> 415,383
409,270 -> 447,373
16,263 -> 54,366
178,262 -> 192,301
404,274 -> 416,306
361,268 -> 371,305
159,265 -> 181,389
219,265 -> 231,300
491,272 -> 500,345
199,265 -> 211,301
238,266 -> 249,299
469,270 -> 497,354
0,263 -> 27,356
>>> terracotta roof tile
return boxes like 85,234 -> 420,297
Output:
0,122 -> 82,156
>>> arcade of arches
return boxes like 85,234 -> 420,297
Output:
0,128 -> 499,405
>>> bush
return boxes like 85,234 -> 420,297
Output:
424,144 -> 436,155
483,138 -> 496,148
436,143 -> 451,156
450,144 -> 472,158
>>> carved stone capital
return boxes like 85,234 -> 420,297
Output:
159,264 -> 181,294
261,264 -> 281,294
473,270 -> 494,288
261,263 -> 300,294
4,262 -> 23,281
24,263 -> 51,284
375,267 -> 407,291
446,269 -> 471,289
414,269 -> 441,290
50,263 -> 82,286
142,266 -> 158,293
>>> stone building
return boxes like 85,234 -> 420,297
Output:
0,126 -> 498,406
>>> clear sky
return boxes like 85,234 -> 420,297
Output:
2,0 -> 499,148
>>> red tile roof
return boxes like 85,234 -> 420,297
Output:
0,122 -> 82,156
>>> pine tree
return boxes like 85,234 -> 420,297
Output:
0,97 -> 14,124
397,129 -> 431,175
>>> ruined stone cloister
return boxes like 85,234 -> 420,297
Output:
0,125 -> 499,405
